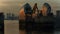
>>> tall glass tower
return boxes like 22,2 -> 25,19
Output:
0,13 -> 4,34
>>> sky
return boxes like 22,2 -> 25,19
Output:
0,0 -> 60,15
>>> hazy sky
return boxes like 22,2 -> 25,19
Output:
0,0 -> 60,15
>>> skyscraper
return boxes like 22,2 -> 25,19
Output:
0,12 -> 4,34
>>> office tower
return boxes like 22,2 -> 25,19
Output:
0,13 -> 4,34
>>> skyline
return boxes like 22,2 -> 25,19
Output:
0,0 -> 60,15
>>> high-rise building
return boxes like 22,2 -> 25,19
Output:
24,3 -> 32,14
0,12 -> 4,34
